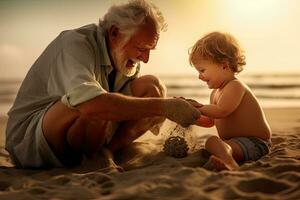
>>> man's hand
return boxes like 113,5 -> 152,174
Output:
163,98 -> 201,127
176,96 -> 203,108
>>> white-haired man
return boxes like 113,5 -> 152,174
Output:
6,0 -> 200,168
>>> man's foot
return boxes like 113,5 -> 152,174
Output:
209,155 -> 239,171
75,148 -> 124,173
99,148 -> 124,172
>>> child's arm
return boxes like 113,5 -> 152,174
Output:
200,81 -> 246,118
182,98 -> 214,127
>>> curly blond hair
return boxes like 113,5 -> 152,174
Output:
189,32 -> 246,73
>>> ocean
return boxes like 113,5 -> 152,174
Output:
1,73 -> 300,116
160,73 -> 300,108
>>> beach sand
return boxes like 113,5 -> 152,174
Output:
0,107 -> 299,200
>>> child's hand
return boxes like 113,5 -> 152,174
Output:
195,115 -> 214,128
175,97 -> 203,108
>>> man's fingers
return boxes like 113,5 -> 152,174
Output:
186,99 -> 203,108
173,96 -> 186,100
186,98 -> 199,104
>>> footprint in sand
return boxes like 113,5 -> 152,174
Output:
236,177 -> 292,194
276,171 -> 300,183
80,172 -> 115,195
264,163 -> 300,174
100,181 -> 115,195
28,187 -> 46,195
49,175 -> 71,185
0,180 -> 11,191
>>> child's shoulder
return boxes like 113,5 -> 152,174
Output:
222,78 -> 248,94
226,78 -> 245,88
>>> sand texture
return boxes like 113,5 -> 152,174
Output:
0,107 -> 299,200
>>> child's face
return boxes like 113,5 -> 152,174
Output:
193,57 -> 227,89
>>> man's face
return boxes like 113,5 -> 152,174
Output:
110,19 -> 159,77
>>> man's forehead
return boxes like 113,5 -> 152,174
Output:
130,17 -> 160,49
137,37 -> 159,48
132,33 -> 159,49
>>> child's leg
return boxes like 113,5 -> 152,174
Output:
205,136 -> 243,170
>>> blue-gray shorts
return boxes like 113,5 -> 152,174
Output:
231,137 -> 271,162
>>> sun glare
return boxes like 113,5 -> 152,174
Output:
223,0 -> 289,26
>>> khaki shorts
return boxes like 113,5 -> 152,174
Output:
8,101 -> 63,168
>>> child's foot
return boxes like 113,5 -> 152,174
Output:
209,155 -> 239,171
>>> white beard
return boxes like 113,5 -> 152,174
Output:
111,44 -> 139,77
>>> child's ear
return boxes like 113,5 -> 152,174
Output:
222,61 -> 230,69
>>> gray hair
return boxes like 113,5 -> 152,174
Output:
100,0 -> 167,38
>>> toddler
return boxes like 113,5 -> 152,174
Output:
189,32 -> 272,170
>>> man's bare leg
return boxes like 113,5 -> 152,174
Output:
42,75 -> 165,166
205,136 -> 243,171
82,75 -> 166,170
42,101 -> 110,166
108,75 -> 166,153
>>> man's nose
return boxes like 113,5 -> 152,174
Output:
139,50 -> 150,63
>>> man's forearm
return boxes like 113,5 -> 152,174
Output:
76,93 -> 165,121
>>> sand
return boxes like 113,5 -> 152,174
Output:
0,107 -> 300,200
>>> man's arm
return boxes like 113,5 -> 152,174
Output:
76,92 -> 201,127
76,92 -> 163,121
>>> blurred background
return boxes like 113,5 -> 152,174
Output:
1,0 -> 300,115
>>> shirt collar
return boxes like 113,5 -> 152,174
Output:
97,25 -> 113,69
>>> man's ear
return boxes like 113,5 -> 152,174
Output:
108,25 -> 120,43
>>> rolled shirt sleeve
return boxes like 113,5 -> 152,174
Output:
47,32 -> 106,108
61,81 -> 104,108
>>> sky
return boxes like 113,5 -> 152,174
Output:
1,0 -> 300,79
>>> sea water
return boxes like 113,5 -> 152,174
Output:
1,73 -> 300,116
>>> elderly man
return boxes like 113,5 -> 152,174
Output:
6,0 -> 200,168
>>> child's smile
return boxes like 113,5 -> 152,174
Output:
193,57 -> 236,89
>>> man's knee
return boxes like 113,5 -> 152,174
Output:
131,75 -> 166,98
